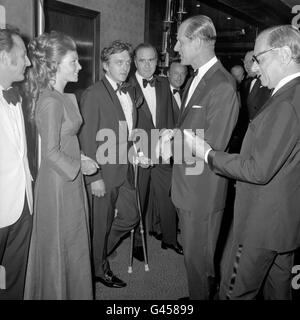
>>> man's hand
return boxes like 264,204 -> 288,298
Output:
134,154 -> 153,168
81,155 -> 99,175
184,130 -> 211,161
91,179 -> 106,198
155,129 -> 174,161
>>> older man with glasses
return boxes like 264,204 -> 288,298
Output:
185,24 -> 300,300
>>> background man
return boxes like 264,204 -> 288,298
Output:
167,60 -> 188,122
0,28 -> 32,299
79,40 -> 139,289
171,15 -> 239,299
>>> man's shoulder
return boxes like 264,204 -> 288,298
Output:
209,62 -> 236,90
84,80 -> 104,94
128,74 -> 138,86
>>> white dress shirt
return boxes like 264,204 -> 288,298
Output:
184,56 -> 218,108
106,75 -> 133,135
170,84 -> 181,109
272,72 -> 300,96
136,71 -> 157,126
0,85 -> 23,152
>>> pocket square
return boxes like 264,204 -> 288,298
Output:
192,105 -> 204,109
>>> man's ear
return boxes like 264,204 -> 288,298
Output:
280,46 -> 293,64
103,61 -> 108,73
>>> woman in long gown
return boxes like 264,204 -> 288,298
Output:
24,31 -> 97,300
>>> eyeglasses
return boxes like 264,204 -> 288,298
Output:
252,47 -> 278,64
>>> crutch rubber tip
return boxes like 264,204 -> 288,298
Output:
145,264 -> 150,272
128,267 -> 133,273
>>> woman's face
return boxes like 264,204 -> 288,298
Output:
56,50 -> 81,83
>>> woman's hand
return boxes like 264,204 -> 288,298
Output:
81,154 -> 99,175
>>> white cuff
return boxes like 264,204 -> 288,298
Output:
204,148 -> 212,163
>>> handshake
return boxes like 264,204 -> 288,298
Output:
155,128 -> 212,163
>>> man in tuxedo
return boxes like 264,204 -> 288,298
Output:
128,43 -> 182,261
186,24 -> 300,300
79,40 -> 140,288
171,15 -> 239,299
0,28 -> 33,299
167,60 -> 188,123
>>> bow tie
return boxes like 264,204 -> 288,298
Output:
193,69 -> 199,77
142,77 -> 156,88
115,82 -> 130,95
2,87 -> 21,106
172,88 -> 180,95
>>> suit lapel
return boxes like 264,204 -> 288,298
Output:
154,77 -> 162,128
127,86 -> 137,129
102,77 -> 126,122
253,76 -> 300,119
178,61 -> 221,125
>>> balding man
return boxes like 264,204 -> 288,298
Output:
186,24 -> 300,300
171,15 -> 239,299
167,60 -> 188,122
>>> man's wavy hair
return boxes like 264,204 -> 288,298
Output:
101,40 -> 132,65
25,30 -> 77,119
183,15 -> 217,46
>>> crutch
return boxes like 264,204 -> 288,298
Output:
128,162 -> 150,273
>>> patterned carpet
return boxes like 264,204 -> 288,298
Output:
95,233 -> 188,300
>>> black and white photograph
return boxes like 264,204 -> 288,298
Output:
1,0 -> 300,308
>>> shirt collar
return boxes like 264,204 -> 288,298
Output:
194,56 -> 218,80
135,71 -> 154,83
170,84 -> 178,91
272,72 -> 300,96
105,74 -> 120,91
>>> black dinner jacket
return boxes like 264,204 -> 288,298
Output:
79,76 -> 139,189
128,74 -> 175,159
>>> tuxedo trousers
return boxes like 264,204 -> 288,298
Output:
88,178 -> 139,278
177,207 -> 223,300
135,164 -> 177,246
0,196 -> 32,300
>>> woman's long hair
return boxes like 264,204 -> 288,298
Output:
25,31 -> 77,120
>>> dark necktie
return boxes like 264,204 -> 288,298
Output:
2,87 -> 21,106
115,82 -> 130,95
142,77 -> 156,88
172,88 -> 180,95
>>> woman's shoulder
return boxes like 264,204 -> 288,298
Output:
36,89 -> 63,113
39,88 -> 62,102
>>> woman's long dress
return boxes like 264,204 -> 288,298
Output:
24,89 -> 93,300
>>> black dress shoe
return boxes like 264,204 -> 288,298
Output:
161,241 -> 183,255
149,231 -> 162,241
95,270 -> 127,288
133,246 -> 145,262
